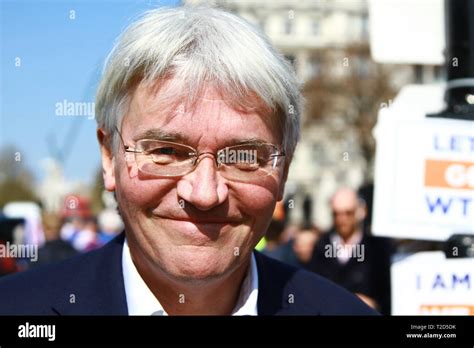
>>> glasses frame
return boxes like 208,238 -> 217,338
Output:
114,126 -> 286,180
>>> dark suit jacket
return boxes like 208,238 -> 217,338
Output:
309,230 -> 392,315
0,233 -> 377,315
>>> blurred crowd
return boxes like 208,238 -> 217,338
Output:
0,196 -> 123,275
0,186 -> 394,314
260,186 -> 393,315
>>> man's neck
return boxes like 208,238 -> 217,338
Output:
340,228 -> 363,245
128,242 -> 250,315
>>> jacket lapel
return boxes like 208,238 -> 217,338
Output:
254,251 -> 304,315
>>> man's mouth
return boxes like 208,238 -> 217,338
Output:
168,218 -> 237,224
154,214 -> 242,225
154,216 -> 236,244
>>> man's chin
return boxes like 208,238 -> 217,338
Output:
160,247 -> 235,283
163,265 -> 231,285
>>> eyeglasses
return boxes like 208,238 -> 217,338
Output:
115,127 -> 286,182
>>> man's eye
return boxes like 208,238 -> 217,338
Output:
145,146 -> 190,164
218,145 -> 271,170
146,146 -> 184,156
151,147 -> 176,155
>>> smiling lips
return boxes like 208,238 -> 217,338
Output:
168,218 -> 239,224
154,214 -> 242,225
158,218 -> 235,244
151,215 -> 242,242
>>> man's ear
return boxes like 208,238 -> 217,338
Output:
97,128 -> 116,192
277,161 -> 290,202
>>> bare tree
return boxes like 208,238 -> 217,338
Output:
0,145 -> 38,207
303,44 -> 397,174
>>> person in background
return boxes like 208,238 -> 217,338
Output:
308,187 -> 392,314
0,240 -> 19,276
80,218 -> 101,252
277,224 -> 319,269
29,213 -> 78,268
96,209 -> 124,247
279,223 -> 299,244
263,223 -> 319,270
60,217 -> 97,252
0,216 -> 23,275
261,219 -> 286,260
292,225 -> 320,268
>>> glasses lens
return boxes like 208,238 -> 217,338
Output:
217,143 -> 284,181
135,140 -> 195,176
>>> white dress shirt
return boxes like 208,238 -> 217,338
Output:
330,230 -> 363,264
122,238 -> 259,315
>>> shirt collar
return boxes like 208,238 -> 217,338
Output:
331,229 -> 363,246
330,230 -> 364,264
122,238 -> 258,315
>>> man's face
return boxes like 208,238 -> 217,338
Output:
101,81 -> 287,283
331,192 -> 359,240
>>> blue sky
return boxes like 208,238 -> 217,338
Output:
1,0 -> 180,185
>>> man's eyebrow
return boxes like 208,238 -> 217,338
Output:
132,129 -> 184,142
225,137 -> 269,146
132,130 -> 270,147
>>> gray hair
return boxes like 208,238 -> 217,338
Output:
95,6 -> 301,158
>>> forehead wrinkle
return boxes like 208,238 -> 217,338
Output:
135,78 -> 274,118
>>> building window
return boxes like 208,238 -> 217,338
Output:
284,54 -> 296,69
361,16 -> 369,40
433,65 -> 445,81
312,19 -> 320,36
356,57 -> 370,77
312,142 -> 328,165
308,56 -> 321,78
284,18 -> 293,35
414,65 -> 423,83
259,18 -> 266,32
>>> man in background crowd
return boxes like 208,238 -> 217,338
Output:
309,187 -> 393,314
292,225 -> 320,268
29,213 -> 77,268
263,222 -> 320,269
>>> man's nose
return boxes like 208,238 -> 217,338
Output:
176,155 -> 228,211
